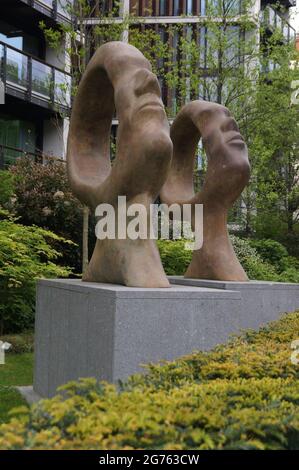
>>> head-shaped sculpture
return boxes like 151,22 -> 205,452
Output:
67,42 -> 172,287
67,42 -> 250,287
160,100 -> 251,281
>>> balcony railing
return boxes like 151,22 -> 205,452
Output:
0,41 -> 71,113
261,5 -> 296,43
0,143 -> 65,169
18,0 -> 73,24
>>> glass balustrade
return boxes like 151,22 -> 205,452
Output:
32,59 -> 52,98
54,69 -> 71,107
1,42 -> 71,109
57,0 -> 72,18
39,0 -> 53,6
6,48 -> 28,89
37,0 -> 73,19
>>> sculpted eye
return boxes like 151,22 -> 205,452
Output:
134,69 -> 161,97
220,117 -> 239,133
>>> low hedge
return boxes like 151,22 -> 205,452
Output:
0,311 -> 298,450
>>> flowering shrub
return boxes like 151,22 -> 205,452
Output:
9,157 -> 87,273
0,312 -> 298,450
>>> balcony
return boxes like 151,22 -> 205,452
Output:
0,40 -> 71,114
262,0 -> 296,8
261,5 -> 296,43
1,0 -> 73,27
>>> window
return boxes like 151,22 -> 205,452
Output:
186,0 -> 193,14
0,20 -> 40,58
173,0 -> 180,16
0,115 -> 37,166
159,0 -> 167,15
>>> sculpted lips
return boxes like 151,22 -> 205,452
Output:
226,131 -> 245,145
138,98 -> 164,112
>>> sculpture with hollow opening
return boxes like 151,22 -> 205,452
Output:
67,42 -> 251,287
160,100 -> 251,281
67,42 -> 172,287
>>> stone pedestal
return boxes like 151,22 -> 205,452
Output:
33,278 -> 299,398
170,277 -> 299,331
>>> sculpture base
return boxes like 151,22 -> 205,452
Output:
170,277 -> 299,330
33,278 -> 299,398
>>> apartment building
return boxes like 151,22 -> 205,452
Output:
0,0 -> 72,167
0,0 -> 296,167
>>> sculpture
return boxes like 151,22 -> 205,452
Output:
160,101 -> 251,281
67,42 -> 251,287
67,42 -> 172,287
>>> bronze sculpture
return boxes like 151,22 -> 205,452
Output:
67,42 -> 250,287
160,101 -> 250,281
67,42 -> 172,287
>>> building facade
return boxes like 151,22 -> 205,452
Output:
0,0 -> 296,167
0,0 -> 72,167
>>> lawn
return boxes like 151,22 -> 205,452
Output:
0,353 -> 33,424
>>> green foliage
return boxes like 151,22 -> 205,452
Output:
9,157 -> 86,273
0,332 -> 34,354
0,211 -> 71,334
157,239 -> 192,275
0,171 -> 15,207
157,236 -> 279,281
158,235 -> 298,282
0,312 -> 298,449
249,239 -> 289,272
230,235 -> 277,281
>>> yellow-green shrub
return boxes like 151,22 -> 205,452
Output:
0,312 -> 298,450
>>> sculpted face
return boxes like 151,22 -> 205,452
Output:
110,50 -> 166,127
200,104 -> 248,164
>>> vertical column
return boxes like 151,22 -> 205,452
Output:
121,1 -> 130,43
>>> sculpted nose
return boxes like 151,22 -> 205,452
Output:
134,69 -> 161,96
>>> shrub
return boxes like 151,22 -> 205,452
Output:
249,239 -> 289,272
9,157 -> 90,273
158,236 -> 278,281
0,312 -> 298,450
230,235 -> 277,281
0,209 -> 72,334
0,171 -> 15,207
157,239 -> 192,275
0,331 -> 34,354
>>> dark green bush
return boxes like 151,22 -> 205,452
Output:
0,209 -> 72,334
9,157 -> 92,273
157,239 -> 191,275
158,236 -> 298,282
249,239 -> 288,272
0,171 -> 15,207
0,312 -> 298,450
158,236 -> 278,281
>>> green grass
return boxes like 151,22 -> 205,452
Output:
0,353 -> 33,424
